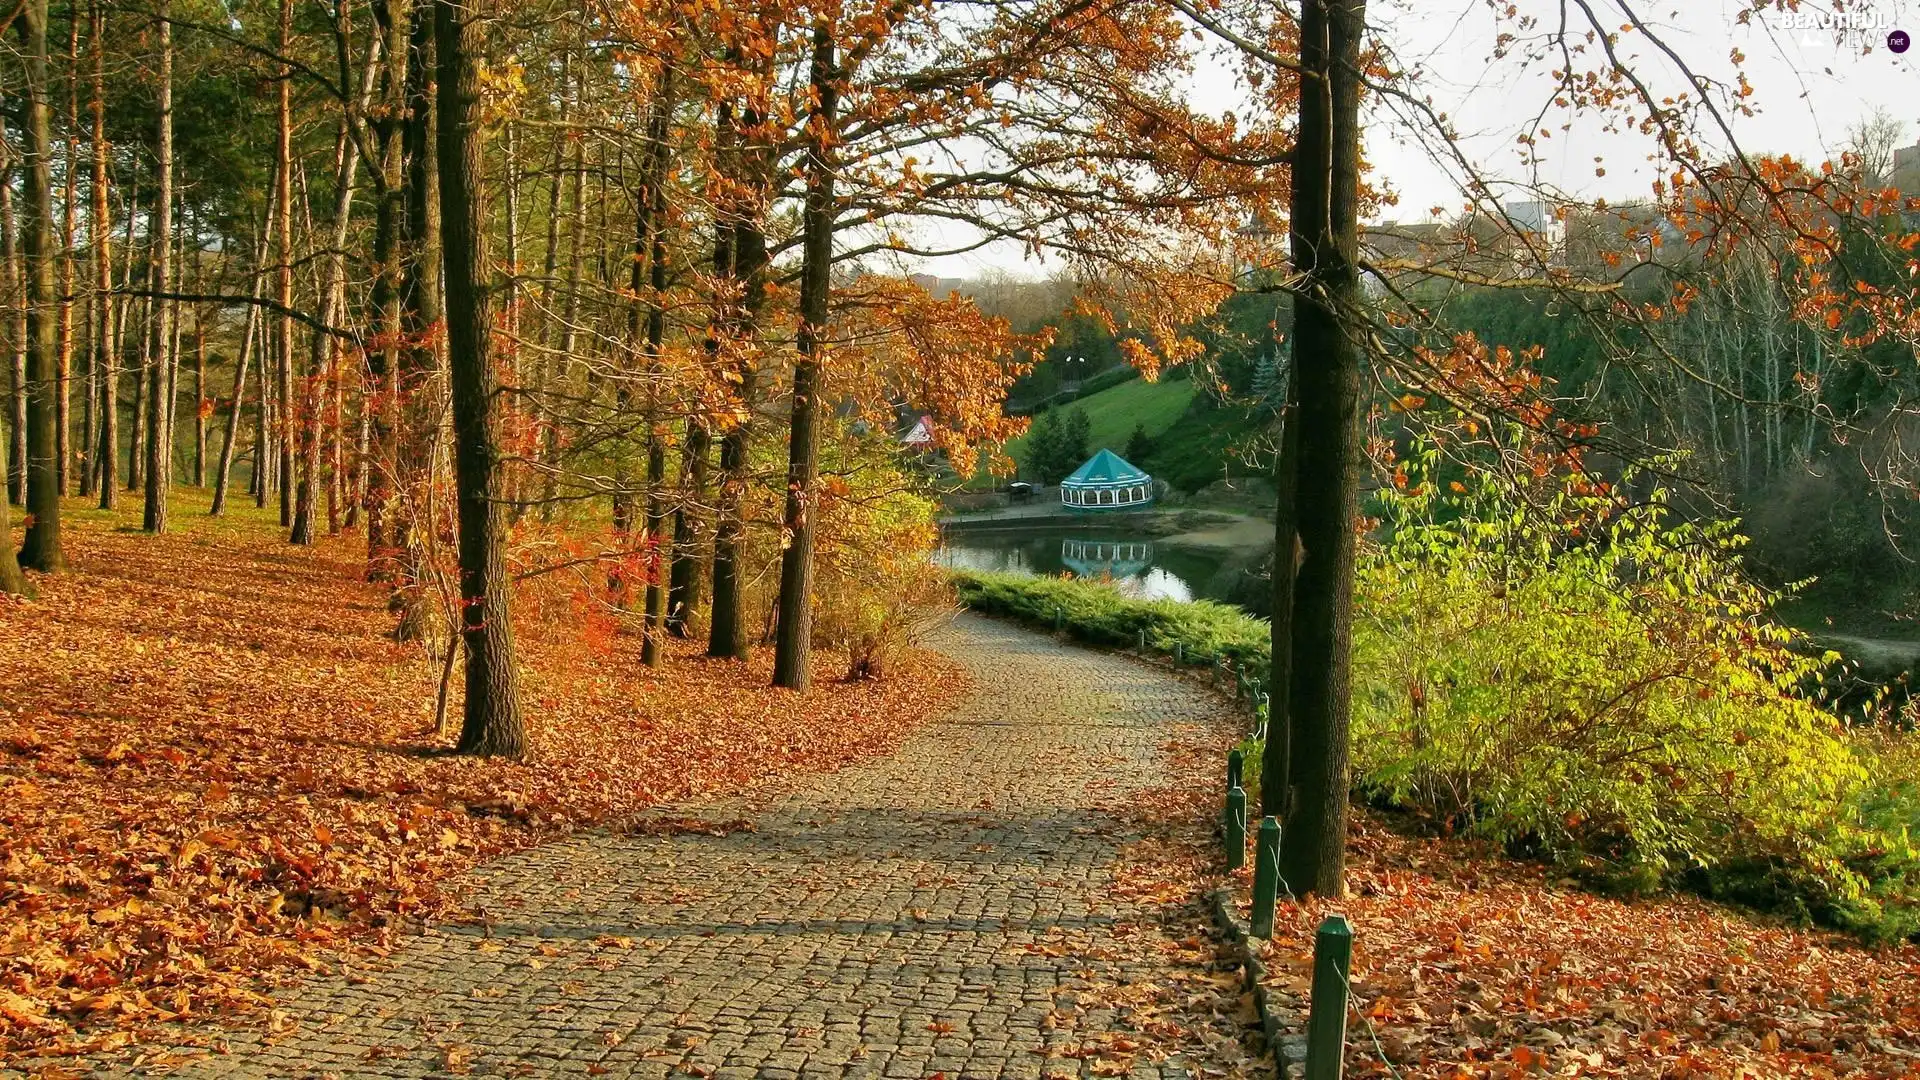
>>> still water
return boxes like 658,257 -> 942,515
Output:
935,527 -> 1241,605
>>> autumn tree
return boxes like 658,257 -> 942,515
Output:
435,0 -> 525,757
141,0 -> 175,535
16,0 -> 64,569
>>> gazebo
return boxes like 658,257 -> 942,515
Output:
1060,449 -> 1153,510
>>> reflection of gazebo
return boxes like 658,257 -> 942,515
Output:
1060,449 -> 1153,510
1061,538 -> 1153,579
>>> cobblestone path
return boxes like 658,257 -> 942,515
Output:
105,614 -> 1238,1079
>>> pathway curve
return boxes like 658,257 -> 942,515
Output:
111,614 -> 1239,1079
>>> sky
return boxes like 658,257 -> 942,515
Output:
908,0 -> 1920,279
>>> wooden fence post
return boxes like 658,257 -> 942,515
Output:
1304,915 -> 1354,1080
1224,784 -> 1246,870
1251,816 -> 1280,937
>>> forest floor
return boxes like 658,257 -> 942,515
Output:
1241,819 -> 1920,1078
0,493 -> 973,1064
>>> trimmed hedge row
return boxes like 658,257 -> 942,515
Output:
950,568 -> 1270,674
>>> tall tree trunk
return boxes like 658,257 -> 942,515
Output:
638,75 -> 674,668
707,83 -> 772,663
275,0 -> 296,527
90,0 -> 114,509
537,96 -> 584,525
364,0 -> 408,571
1275,0 -> 1365,900
390,0 -> 443,640
665,76 -> 713,631
127,219 -> 147,493
192,315 -> 206,486
293,23 -> 381,545
2,123 -> 24,509
56,11 -> 77,498
142,0 -> 174,535
211,267 -> 264,514
529,46 -> 572,526
772,23 -> 840,691
19,0 -> 67,569
435,0 -> 525,757
1261,364 -> 1299,821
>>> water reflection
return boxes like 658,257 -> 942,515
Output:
935,530 -> 1201,603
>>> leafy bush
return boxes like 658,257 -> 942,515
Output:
809,437 -> 954,679
1351,446 -> 1920,941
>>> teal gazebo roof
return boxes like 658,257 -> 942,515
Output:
1061,449 -> 1149,488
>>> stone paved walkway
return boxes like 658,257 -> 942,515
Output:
97,614 -> 1238,1079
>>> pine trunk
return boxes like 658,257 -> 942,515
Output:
142,0 -> 174,535
20,0 -> 67,569
210,274 -> 261,515
275,0 -> 296,528
2,130 -> 24,510
435,0 -> 525,757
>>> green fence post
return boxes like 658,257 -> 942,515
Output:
1174,642 -> 1184,665
1304,915 -> 1354,1080
1251,816 -> 1280,937
1226,748 -> 1244,792
1224,784 -> 1246,871
1053,605 -> 1064,630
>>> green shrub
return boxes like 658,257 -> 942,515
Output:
949,568 -> 1269,669
1351,445 -> 1920,940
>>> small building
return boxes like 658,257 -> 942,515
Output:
901,415 -> 934,450
1060,449 -> 1153,510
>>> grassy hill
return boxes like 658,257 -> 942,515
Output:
1004,373 -> 1197,462
963,371 -> 1265,495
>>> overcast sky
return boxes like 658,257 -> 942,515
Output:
908,0 -> 1920,279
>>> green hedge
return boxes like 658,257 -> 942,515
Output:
949,569 -> 1270,674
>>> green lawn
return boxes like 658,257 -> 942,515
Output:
999,373 -> 1196,469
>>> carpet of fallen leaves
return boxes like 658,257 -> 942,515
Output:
1249,818 -> 1920,1079
0,498 -> 967,1060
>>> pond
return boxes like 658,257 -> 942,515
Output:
935,526 -> 1258,608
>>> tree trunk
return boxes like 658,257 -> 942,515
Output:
2,124 -> 24,510
1275,0 -> 1365,900
57,11 -> 77,498
707,85 -> 772,663
638,76 -> 674,668
142,0 -> 174,535
667,418 -> 709,637
390,0 -> 444,640
293,23 -> 381,545
192,318 -> 206,487
275,0 -> 296,527
1261,362 -> 1300,821
90,0 -> 114,509
128,228 -> 147,493
211,261 -> 265,515
435,0 -> 525,757
364,0 -> 408,572
20,0 -> 67,569
773,23 -> 839,692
